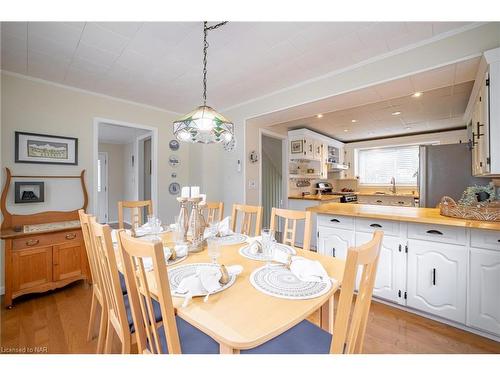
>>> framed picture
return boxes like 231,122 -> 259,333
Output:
291,140 -> 303,154
15,131 -> 78,165
15,182 -> 45,203
169,139 -> 180,151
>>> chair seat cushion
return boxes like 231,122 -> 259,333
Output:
124,294 -> 163,333
242,320 -> 332,354
155,316 -> 220,354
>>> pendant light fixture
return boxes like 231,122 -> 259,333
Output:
173,21 -> 234,144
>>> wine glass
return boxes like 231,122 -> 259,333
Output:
207,237 -> 221,264
261,228 -> 275,266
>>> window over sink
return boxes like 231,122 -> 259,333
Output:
357,145 -> 419,185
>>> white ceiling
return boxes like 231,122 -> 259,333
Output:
256,57 -> 479,142
0,21 -> 474,113
98,123 -> 151,144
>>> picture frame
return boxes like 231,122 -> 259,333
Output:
15,131 -> 78,165
15,182 -> 45,204
291,140 -> 303,154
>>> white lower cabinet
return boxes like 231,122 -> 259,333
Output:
469,248 -> 500,335
406,239 -> 467,324
356,232 -> 403,303
317,226 -> 354,259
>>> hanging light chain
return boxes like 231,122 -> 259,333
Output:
202,21 -> 228,105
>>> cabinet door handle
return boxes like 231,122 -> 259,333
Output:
426,229 -> 443,235
432,268 -> 436,286
369,223 -> 382,228
376,200 -> 383,203
65,233 -> 77,240
26,239 -> 40,247
330,218 -> 340,223
332,247 -> 336,257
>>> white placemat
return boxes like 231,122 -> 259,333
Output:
239,242 -> 296,261
168,263 -> 237,298
250,265 -> 332,300
216,233 -> 248,246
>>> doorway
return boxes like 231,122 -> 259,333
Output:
260,130 -> 287,235
93,118 -> 158,225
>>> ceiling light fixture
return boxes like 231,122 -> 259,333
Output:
351,119 -> 357,123
412,92 -> 423,98
343,129 -> 349,132
173,22 -> 234,144
317,114 -> 323,118
391,111 -> 402,116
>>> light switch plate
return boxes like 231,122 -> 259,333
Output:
248,179 -> 257,189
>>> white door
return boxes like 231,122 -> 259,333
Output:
469,248 -> 500,335
317,226 -> 355,259
356,233 -> 402,303
97,152 -> 108,223
407,239 -> 467,323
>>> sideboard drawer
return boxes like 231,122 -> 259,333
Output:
12,230 -> 82,250
317,214 -> 354,230
407,223 -> 466,245
470,229 -> 500,251
355,217 -> 399,236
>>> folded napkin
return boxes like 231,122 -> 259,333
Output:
247,238 -> 263,255
142,247 -> 173,271
272,249 -> 330,283
217,216 -> 233,237
135,223 -> 153,237
176,265 -> 242,307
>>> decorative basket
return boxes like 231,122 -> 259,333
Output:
439,196 -> 500,222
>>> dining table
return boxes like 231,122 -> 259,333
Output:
115,232 -> 346,354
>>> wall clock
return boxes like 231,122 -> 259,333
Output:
169,139 -> 180,151
169,182 -> 181,195
249,151 -> 259,164
168,155 -> 180,167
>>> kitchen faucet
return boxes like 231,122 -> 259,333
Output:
390,177 -> 396,194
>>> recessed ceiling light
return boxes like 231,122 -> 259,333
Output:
343,129 -> 349,132
405,126 -> 411,130
316,114 -> 323,118
412,92 -> 423,98
351,119 -> 357,123
392,111 -> 402,116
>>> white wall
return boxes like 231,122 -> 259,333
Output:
98,143 -> 125,223
0,72 -> 191,293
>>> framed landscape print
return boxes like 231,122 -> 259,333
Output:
15,132 -> 78,165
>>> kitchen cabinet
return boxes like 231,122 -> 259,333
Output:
406,239 -> 467,324
469,248 -> 500,335
317,226 -> 354,259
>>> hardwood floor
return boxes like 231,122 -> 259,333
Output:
1,281 -> 499,354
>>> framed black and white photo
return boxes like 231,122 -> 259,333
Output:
15,132 -> 78,165
291,140 -> 303,154
15,182 -> 45,203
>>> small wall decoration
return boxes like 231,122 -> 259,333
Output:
249,150 -> 259,164
168,155 -> 180,167
169,139 -> 180,151
169,182 -> 181,195
15,181 -> 44,203
171,172 -> 177,178
290,140 -> 303,154
223,137 -> 236,152
15,132 -> 78,165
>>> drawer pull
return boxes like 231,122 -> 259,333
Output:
332,247 -> 336,257
426,230 -> 443,235
376,200 -> 383,203
369,223 -> 382,228
397,201 -> 405,205
65,233 -> 77,240
432,268 -> 437,286
330,218 -> 340,223
26,239 -> 40,247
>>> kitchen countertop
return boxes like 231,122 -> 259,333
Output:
288,194 -> 343,201
356,192 -> 419,198
307,202 -> 500,231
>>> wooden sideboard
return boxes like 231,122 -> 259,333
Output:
1,168 -> 90,308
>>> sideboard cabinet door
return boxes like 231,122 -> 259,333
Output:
12,246 -> 53,292
53,242 -> 84,281
406,239 -> 466,324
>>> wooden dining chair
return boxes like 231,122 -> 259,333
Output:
79,210 -> 107,353
117,230 -> 219,354
242,231 -> 384,354
231,204 -> 263,236
203,201 -> 224,224
269,208 -> 312,251
118,200 -> 153,229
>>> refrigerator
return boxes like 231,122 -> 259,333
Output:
418,143 -> 488,208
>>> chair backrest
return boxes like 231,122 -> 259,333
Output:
204,201 -> 224,224
89,217 -> 130,345
118,200 -> 153,229
78,210 -> 100,288
231,204 -> 263,236
330,231 -> 383,354
117,230 -> 181,354
269,208 -> 312,251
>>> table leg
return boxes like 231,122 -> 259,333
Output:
219,343 -> 240,354
320,294 -> 335,334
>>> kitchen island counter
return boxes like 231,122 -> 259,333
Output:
288,194 -> 342,201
